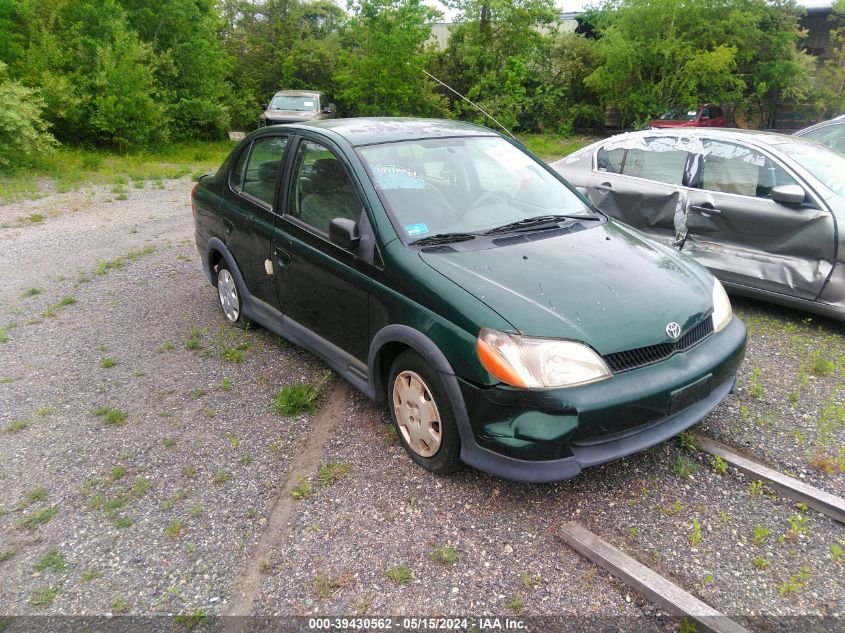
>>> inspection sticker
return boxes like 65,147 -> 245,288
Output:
404,223 -> 429,236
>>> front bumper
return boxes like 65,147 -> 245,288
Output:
456,316 -> 747,483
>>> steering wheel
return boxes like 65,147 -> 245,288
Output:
469,191 -> 511,211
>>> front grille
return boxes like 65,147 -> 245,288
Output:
602,317 -> 714,373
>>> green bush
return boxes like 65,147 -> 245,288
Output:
0,63 -> 56,171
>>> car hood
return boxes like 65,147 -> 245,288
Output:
419,220 -> 715,355
264,110 -> 320,121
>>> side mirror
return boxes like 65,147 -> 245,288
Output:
261,103 -> 268,110
322,104 -> 335,114
771,184 -> 806,206
329,218 -> 360,250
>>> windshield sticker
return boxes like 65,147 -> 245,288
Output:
371,164 -> 425,190
404,223 -> 429,236
303,100 -> 314,106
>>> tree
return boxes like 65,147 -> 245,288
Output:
332,0 -> 446,117
0,61 -> 56,170
814,0 -> 845,117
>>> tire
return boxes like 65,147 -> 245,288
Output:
215,262 -> 249,329
387,350 -> 462,475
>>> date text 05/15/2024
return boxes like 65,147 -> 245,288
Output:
307,617 -> 526,630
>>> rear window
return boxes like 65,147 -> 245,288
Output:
621,137 -> 688,185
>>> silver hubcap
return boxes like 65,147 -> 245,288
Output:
392,370 -> 442,458
217,269 -> 240,322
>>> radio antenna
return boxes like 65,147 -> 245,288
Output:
421,68 -> 517,140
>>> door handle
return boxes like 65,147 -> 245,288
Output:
594,182 -> 613,193
690,204 -> 722,217
275,247 -> 292,268
223,218 -> 235,235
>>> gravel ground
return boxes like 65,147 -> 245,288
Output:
1,179 -> 844,630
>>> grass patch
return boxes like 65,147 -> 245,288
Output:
17,487 -> 48,510
22,287 -> 43,297
211,469 -> 229,485
672,455 -> 698,479
0,326 -> 9,343
503,592 -> 524,615
6,419 -> 29,433
291,476 -> 313,500
428,544 -> 457,567
18,506 -> 59,530
518,134 -> 599,162
164,520 -> 183,540
273,384 -> 319,416
92,406 -> 128,426
0,546 -> 17,563
34,550 -> 71,573
315,461 -> 352,486
29,586 -> 59,607
99,357 -> 117,368
81,568 -> 102,581
0,142 -> 234,204
385,565 -> 413,585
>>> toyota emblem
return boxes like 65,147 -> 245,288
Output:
666,322 -> 682,339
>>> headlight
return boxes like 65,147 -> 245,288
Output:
712,278 -> 733,332
477,328 -> 612,389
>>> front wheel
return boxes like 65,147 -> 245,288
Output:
216,263 -> 248,328
388,350 -> 462,475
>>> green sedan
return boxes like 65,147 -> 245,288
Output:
191,118 -> 747,483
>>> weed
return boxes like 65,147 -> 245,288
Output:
163,438 -> 177,448
777,566 -> 811,595
0,326 -> 8,343
29,586 -> 58,607
702,573 -> 714,586
628,526 -> 638,538
109,465 -> 127,481
521,571 -> 541,591
787,513 -> 810,538
219,377 -> 233,391
382,425 -> 398,446
174,608 -> 209,630
81,568 -> 102,581
0,546 -> 16,562
111,597 -> 129,613
291,476 -> 312,500
752,525 -> 770,545
832,544 -> 842,561
748,367 -> 764,401
36,406 -> 54,417
99,357 -> 117,368
92,406 -> 127,426
689,518 -> 702,547
225,432 -> 239,448
661,500 -> 686,516
189,504 -> 204,518
161,341 -> 175,351
34,550 -> 71,573
672,455 -> 698,479
113,516 -> 133,529
203,407 -> 216,419
56,296 -> 76,307
315,461 -> 352,486
503,593 -> 524,615
809,351 -> 835,376
27,213 -> 44,223
240,454 -> 253,466
185,326 -> 202,350
6,419 -> 29,433
312,573 -> 353,598
789,390 -> 800,405
753,556 -> 770,570
131,478 -> 151,497
17,487 -> 48,509
19,506 -> 58,530
22,287 -> 43,297
183,464 -> 198,478
679,618 -> 696,633
385,565 -> 413,585
676,431 -> 699,452
428,544 -> 458,567
212,469 -> 229,485
749,480 -> 764,496
711,455 -> 728,475
273,384 -> 319,416
164,520 -> 183,539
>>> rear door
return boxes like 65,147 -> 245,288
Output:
684,138 -> 835,299
220,135 -> 289,309
586,136 -> 692,246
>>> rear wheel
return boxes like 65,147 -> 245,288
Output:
388,351 -> 462,474
216,262 -> 248,328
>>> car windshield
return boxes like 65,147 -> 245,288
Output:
777,139 -> 845,196
357,136 -> 594,241
269,96 -> 319,112
660,108 -> 697,121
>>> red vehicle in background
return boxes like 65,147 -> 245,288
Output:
650,104 -> 728,129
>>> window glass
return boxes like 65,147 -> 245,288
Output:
241,136 -> 288,206
801,124 -> 845,155
597,147 -> 625,174
778,138 -> 845,196
357,136 -> 593,240
289,140 -> 361,235
230,145 -> 249,192
621,137 -> 688,185
699,140 -> 797,198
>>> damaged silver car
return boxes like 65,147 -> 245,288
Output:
551,129 -> 845,320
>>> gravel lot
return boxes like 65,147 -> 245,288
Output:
1,178 -> 843,630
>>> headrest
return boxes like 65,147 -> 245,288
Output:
311,159 -> 348,191
258,160 -> 280,183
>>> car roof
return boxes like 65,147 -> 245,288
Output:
280,117 -> 499,147
609,127 -> 801,147
795,116 -> 845,136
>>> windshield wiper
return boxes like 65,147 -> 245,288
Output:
410,233 -> 478,246
484,214 -> 597,235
